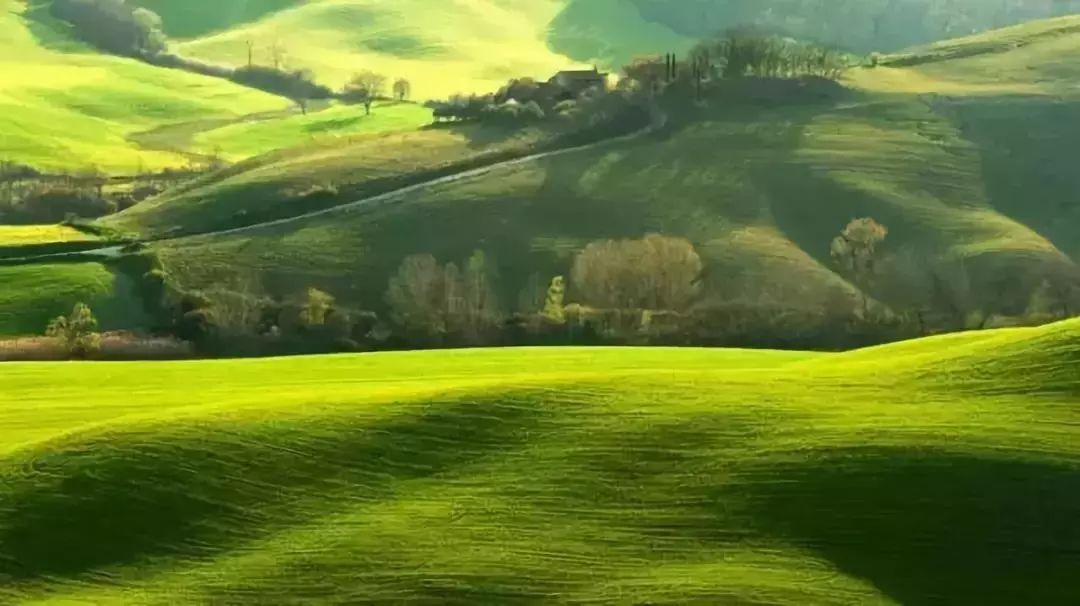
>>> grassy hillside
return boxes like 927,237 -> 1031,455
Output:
103,121 -> 568,236
169,0 -> 583,99
0,262 -> 149,336
1,319 -> 1078,603
126,17 -> 1080,326
129,0 -> 302,38
549,0 -> 1080,63
0,0 -> 290,174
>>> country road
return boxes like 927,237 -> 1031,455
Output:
7,107 -> 669,265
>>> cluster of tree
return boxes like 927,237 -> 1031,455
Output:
624,30 -> 848,100
705,30 -> 847,79
570,234 -> 703,311
340,72 -> 412,115
0,172 -> 113,224
231,66 -> 332,113
46,303 -> 101,358
0,166 -> 181,222
427,75 -> 644,130
385,251 -> 503,344
427,93 -> 546,125
51,0 -> 166,57
119,222 -> 1080,359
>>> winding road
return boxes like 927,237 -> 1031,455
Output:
8,107 -> 668,265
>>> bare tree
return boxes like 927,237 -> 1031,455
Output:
269,40 -> 287,69
386,254 -> 447,338
571,234 -> 702,311
344,71 -> 387,115
830,217 -> 888,316
392,78 -> 412,101
461,250 -> 501,342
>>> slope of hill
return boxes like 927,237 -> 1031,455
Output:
0,0 -> 290,174
548,0 -> 1080,64
168,0 -> 582,99
144,58 -> 1080,323
103,120 -> 568,236
1,319 -> 1078,603
0,262 -> 148,337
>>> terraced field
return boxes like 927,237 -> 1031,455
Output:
1,319 -> 1078,603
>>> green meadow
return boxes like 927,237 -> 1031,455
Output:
1,319 -> 1078,603
0,262 -> 148,337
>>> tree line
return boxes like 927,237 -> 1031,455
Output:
72,219 -> 1076,361
620,29 -> 849,103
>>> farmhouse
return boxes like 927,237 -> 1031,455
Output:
546,67 -> 608,99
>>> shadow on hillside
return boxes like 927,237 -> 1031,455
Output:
934,95 -> 1080,261
18,4 -> 87,53
740,449 -> 1080,605
422,122 -> 520,149
0,392 -> 561,583
759,95 -> 941,268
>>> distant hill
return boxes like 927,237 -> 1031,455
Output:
548,0 -> 1080,67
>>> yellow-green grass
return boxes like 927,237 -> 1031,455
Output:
849,15 -> 1080,96
172,0 -> 584,99
547,0 -> 693,68
190,101 -> 432,161
1,319 -> 1078,603
0,225 -> 96,246
103,122 -> 564,236
0,0 -> 289,174
0,262 -> 150,336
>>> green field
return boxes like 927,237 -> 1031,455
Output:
0,225 -> 96,246
167,0 -> 584,99
104,121 -> 566,237
0,0 -> 291,174
0,262 -> 149,337
190,101 -> 432,161
0,1 -> 443,175
1,319 -> 1078,603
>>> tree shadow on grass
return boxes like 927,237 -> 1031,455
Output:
740,448 -> 1080,605
0,392 -> 561,583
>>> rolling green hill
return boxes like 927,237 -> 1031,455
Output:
0,0 -> 290,174
167,0 -> 584,99
112,16 -> 1076,330
0,262 -> 149,337
0,1 -> 442,175
548,0 -> 1080,65
1,319 -> 1078,603
103,120 -> 566,237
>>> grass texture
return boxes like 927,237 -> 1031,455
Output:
1,319 -> 1078,603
